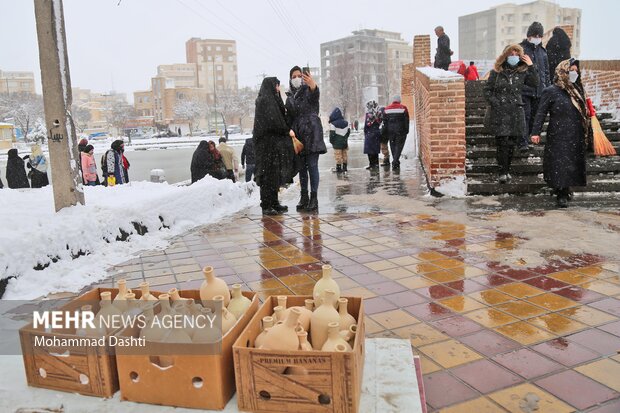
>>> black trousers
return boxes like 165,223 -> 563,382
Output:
496,136 -> 517,175
367,154 -> 379,166
225,169 -> 236,183
522,95 -> 539,147
260,183 -> 278,209
389,135 -> 407,165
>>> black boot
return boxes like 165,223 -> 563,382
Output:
273,202 -> 288,213
335,164 -> 342,173
262,207 -> 279,215
556,188 -> 569,208
296,190 -> 309,211
303,191 -> 318,213
342,163 -> 348,173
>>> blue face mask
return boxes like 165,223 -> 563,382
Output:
507,56 -> 520,66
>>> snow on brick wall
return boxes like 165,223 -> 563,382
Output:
582,69 -> 620,119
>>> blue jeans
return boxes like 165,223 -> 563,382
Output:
299,153 -> 320,193
245,164 -> 255,182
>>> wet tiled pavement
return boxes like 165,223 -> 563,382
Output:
84,156 -> 620,412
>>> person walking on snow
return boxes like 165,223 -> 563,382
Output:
382,95 -> 410,171
519,21 -> 551,152
363,100 -> 382,170
433,26 -> 453,71
105,140 -> 127,186
328,107 -> 350,174
6,149 -> 30,189
26,144 -> 49,188
241,137 -> 256,182
81,144 -> 99,186
217,137 -> 238,183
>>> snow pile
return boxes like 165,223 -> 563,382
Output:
416,67 -> 463,81
433,176 -> 466,198
0,178 -> 258,300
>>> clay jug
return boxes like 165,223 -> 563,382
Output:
254,316 -> 274,349
139,282 -> 157,301
313,265 -> 340,307
193,308 -> 219,343
322,322 -> 352,352
227,284 -> 251,319
338,298 -> 356,332
200,266 -> 230,306
172,301 -> 197,339
141,303 -> 167,342
273,305 -> 286,323
283,298 -> 312,332
260,308 -> 301,351
298,330 -> 313,351
113,279 -> 130,312
124,292 -> 140,316
305,299 -> 315,312
310,289 -> 340,350
213,295 -> 237,335
96,291 -> 122,334
169,288 -> 187,302
76,305 -> 106,337
277,295 -> 287,309
339,324 -> 358,344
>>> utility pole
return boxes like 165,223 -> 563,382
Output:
212,59 -> 219,137
34,0 -> 84,211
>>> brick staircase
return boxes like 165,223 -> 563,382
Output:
465,81 -> 620,195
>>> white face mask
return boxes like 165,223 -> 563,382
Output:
569,70 -> 579,83
529,37 -> 542,46
290,77 -> 302,89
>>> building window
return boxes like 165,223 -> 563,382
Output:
217,66 -> 222,71
215,55 -> 223,62
522,13 -> 530,21
325,59 -> 330,67
207,46 -> 212,51
217,75 -> 222,81
207,56 -> 212,61
507,14 -> 514,22
324,49 -> 330,56
216,46 -> 221,51
227,46 -> 233,51
228,56 -> 233,61
395,50 -> 400,58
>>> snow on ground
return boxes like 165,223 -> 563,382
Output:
417,67 -> 463,81
0,178 -> 259,300
432,176 -> 467,198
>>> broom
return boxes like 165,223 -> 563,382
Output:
588,98 -> 617,156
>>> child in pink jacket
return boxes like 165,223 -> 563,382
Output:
81,145 -> 99,185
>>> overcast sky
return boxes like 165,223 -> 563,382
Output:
1,0 -> 618,99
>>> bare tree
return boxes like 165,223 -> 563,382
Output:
174,97 -> 207,136
105,100 -> 136,137
0,92 -> 44,141
324,53 -> 357,119
70,104 -> 92,133
216,87 -> 255,132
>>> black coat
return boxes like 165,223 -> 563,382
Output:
191,141 -> 211,183
434,34 -> 452,69
484,63 -> 539,137
241,138 -> 255,165
520,40 -> 551,97
6,149 -> 30,189
546,28 -> 572,77
253,77 -> 295,187
363,112 -> 382,155
532,85 -> 587,189
285,84 -> 326,155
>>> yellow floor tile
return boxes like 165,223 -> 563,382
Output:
418,339 -> 483,368
433,258 -> 465,270
526,313 -> 588,335
378,267 -> 416,280
289,256 -> 318,265
289,284 -> 315,295
439,397 -> 508,413
369,309 -> 419,330
416,251 -> 448,261
278,274 -> 315,287
495,321 -> 555,345
406,262 -> 444,274
248,278 -> 284,291
388,256 -> 421,266
495,301 -> 548,318
548,271 -> 592,285
581,280 -> 620,296
461,243 -> 490,253
464,308 -> 519,327
525,293 -> 578,311
488,383 -> 575,413
469,289 -> 514,306
438,296 -> 487,313
558,305 -> 618,326
424,270 -> 465,283
575,358 -> 620,392
396,276 -> 437,290
497,283 -> 545,299
573,265 -> 605,277
393,322 -> 449,347
341,287 -> 376,299
451,265 -> 489,278
365,260 -> 399,272
417,354 -> 442,374
363,318 -> 386,335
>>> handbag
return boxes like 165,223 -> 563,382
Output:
292,136 -> 304,155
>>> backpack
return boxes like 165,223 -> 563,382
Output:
101,150 -> 110,177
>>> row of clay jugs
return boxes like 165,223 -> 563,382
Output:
313,265 -> 340,307
255,316 -> 275,348
228,284 -> 251,319
322,322 -> 352,351
310,289 -> 340,350
259,307 -> 301,351
200,266 -> 230,306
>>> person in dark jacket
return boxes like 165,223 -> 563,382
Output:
105,139 -> 127,186
286,66 -> 326,213
363,100 -> 382,170
254,77 -> 294,215
382,95 -> 410,171
25,144 -> 50,188
328,107 -> 350,174
191,141 -> 210,183
531,59 -> 589,208
484,44 -> 538,184
433,26 -> 452,71
241,137 -> 256,182
546,27 -> 572,77
519,22 -> 551,151
6,149 -> 30,189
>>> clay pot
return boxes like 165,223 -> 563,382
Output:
338,298 -> 356,332
76,305 -> 105,337
321,322 -> 352,352
260,308 -> 301,351
313,265 -> 340,307
283,298 -> 313,332
298,330 -> 313,351
277,295 -> 287,309
200,266 -> 230,306
227,284 -> 251,319
96,291 -> 122,334
193,308 -> 219,343
113,279 -> 130,312
254,316 -> 274,349
273,305 -> 286,323
141,303 -> 166,342
168,288 -> 186,301
339,324 -> 358,344
310,290 -> 340,350
139,282 -> 157,301
124,292 -> 139,315
213,295 -> 237,335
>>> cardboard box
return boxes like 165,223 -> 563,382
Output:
233,295 -> 365,413
115,290 -> 258,410
18,287 -> 135,398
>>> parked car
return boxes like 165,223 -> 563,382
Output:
227,125 -> 241,134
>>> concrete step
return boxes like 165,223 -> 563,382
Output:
467,174 -> 620,195
467,132 -> 620,144
467,144 -> 620,159
467,157 -> 620,175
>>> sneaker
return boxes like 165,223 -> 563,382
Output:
498,174 -> 508,184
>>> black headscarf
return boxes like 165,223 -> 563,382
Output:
6,149 -> 30,188
252,77 -> 288,139
111,139 -> 124,153
191,141 -> 211,183
547,27 -> 572,76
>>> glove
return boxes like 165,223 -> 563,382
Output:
107,176 -> 116,186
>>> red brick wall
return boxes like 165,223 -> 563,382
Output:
582,69 -> 620,116
413,35 -> 431,68
401,63 -> 415,115
414,69 -> 466,187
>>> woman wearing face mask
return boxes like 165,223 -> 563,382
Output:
531,59 -> 589,208
363,100 -> 382,170
286,66 -> 326,213
484,44 -> 538,184
26,144 -> 50,188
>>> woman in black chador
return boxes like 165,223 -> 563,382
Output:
253,77 -> 295,215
